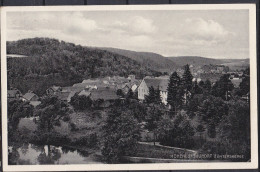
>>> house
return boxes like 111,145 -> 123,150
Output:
56,91 -> 78,102
119,83 -> 131,94
23,92 -> 39,101
138,78 -> 169,105
61,86 -> 84,93
90,87 -> 119,108
7,89 -> 22,99
46,86 -> 62,96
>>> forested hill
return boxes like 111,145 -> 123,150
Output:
99,47 -> 179,73
7,38 -> 159,95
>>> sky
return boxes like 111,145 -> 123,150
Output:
6,10 -> 249,59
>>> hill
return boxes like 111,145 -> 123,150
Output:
7,38 -> 160,95
167,56 -> 224,67
99,47 -> 179,73
167,56 -> 249,70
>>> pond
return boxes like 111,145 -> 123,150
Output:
8,143 -> 104,165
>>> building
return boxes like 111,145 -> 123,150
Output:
56,91 -> 78,102
23,92 -> 39,101
138,77 -> 169,105
7,89 -> 22,99
90,87 -> 119,108
46,86 -> 62,96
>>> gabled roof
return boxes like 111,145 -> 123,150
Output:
90,88 -> 118,101
50,86 -> 61,91
144,78 -> 161,90
23,93 -> 37,101
144,78 -> 169,91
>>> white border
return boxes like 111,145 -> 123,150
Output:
1,4 -> 258,171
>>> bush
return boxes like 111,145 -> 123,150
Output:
69,122 -> 79,132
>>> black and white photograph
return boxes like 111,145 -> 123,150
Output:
1,4 -> 258,171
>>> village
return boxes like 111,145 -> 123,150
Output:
7,64 -> 246,108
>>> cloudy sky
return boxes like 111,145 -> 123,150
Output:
6,10 -> 249,59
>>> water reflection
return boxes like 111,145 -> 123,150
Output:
8,143 -> 103,165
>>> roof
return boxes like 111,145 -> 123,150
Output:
231,78 -> 242,88
7,90 -> 21,97
50,86 -> 61,91
144,78 -> 169,91
78,90 -> 91,97
158,79 -> 169,92
82,79 -> 100,84
30,101 -> 41,107
62,86 -> 84,92
23,93 -> 37,101
90,88 -> 119,101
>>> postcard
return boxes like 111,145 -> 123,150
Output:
1,4 -> 258,171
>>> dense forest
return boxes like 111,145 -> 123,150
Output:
7,38 -> 160,95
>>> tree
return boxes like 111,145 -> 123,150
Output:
35,96 -> 69,143
192,79 -> 202,94
186,94 -> 203,118
145,86 -> 161,104
158,113 -> 195,149
70,93 -> 92,111
198,80 -> 205,88
8,99 -> 33,131
211,74 -> 234,100
101,107 -> 141,163
167,72 -> 182,116
198,95 -> 228,125
116,89 -> 124,97
126,89 -> 134,99
145,104 -> 164,145
207,122 -> 216,138
182,64 -> 193,92
239,76 -> 250,96
204,79 -> 212,92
